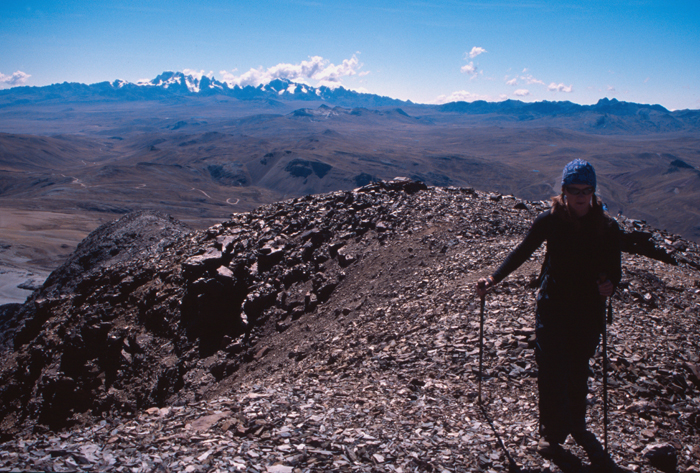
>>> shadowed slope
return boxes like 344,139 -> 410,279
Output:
1,180 -> 698,471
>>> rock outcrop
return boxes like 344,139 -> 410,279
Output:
1,179 -> 699,472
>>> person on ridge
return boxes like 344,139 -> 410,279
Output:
475,159 -> 622,470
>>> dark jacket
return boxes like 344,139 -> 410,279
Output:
491,207 -> 621,333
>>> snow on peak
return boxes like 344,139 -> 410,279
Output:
185,76 -> 200,93
148,71 -> 184,89
140,71 -> 212,93
100,70 -> 346,99
182,69 -> 215,93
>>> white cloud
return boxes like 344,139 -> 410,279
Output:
433,90 -> 492,104
514,89 -> 530,97
521,74 -> 545,86
0,70 -> 31,87
506,78 -> 518,86
219,55 -> 363,88
460,62 -> 477,75
313,56 -> 362,82
607,85 -> 616,92
548,82 -> 573,93
349,86 -> 369,94
467,46 -> 487,59
316,80 -> 344,90
460,47 -> 486,77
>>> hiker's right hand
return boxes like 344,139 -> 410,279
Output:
476,277 -> 494,298
598,278 -> 614,297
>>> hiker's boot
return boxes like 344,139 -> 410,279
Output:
537,437 -> 565,459
572,429 -> 617,471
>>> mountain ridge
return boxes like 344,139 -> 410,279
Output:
3,71 -> 699,117
0,72 -> 406,109
1,180 -> 699,471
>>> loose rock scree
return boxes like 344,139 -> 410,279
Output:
1,179 -> 699,472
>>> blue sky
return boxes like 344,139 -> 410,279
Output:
1,0 -> 699,110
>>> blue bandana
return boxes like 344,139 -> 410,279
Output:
562,159 -> 596,189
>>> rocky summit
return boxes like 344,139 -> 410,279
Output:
0,179 -> 699,473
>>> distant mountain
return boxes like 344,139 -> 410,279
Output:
438,98 -> 700,134
438,97 -> 672,115
0,71 -> 407,108
3,71 -> 699,124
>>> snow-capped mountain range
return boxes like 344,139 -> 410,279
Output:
1,71 -> 406,108
1,71 -> 699,134
142,71 -> 315,95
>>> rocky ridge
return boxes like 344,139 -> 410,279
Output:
1,179 -> 699,472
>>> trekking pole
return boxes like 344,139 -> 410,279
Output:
477,281 -> 486,405
598,274 -> 611,455
603,297 -> 613,455
476,281 -> 521,473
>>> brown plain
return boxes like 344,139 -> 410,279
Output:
1,99 -> 699,303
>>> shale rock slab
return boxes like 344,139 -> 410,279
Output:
1,180 -> 699,472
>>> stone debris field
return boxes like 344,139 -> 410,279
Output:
1,179 -> 699,472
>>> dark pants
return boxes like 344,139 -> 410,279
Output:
535,302 -> 601,444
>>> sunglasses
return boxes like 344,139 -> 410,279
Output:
564,186 -> 595,196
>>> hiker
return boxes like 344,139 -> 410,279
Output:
475,159 -> 621,470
